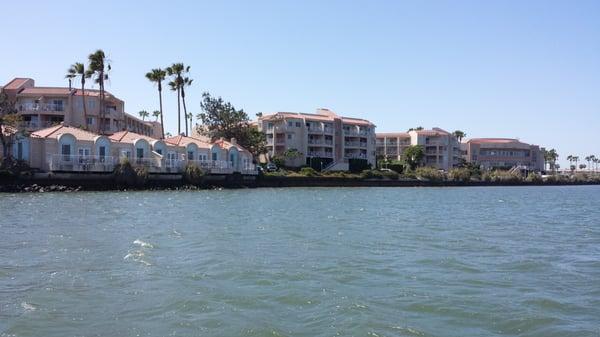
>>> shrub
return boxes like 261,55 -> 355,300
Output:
381,170 -> 399,180
113,158 -> 147,187
271,156 -> 285,169
349,158 -> 371,173
415,167 -> 446,182
360,169 -> 384,179
299,167 -> 318,177
489,170 -> 522,183
525,172 -> 543,183
448,168 -> 471,182
183,163 -> 204,185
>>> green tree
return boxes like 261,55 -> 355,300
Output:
152,110 -> 161,122
197,92 -> 266,158
402,145 -> 424,171
0,91 -> 20,162
138,110 -> 149,121
166,63 -> 189,135
452,130 -> 466,142
145,68 -> 166,138
186,112 -> 193,136
408,126 -> 424,132
67,62 -> 88,129
181,76 -> 193,136
544,149 -> 558,172
85,50 -> 110,134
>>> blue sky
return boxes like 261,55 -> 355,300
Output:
1,0 -> 599,166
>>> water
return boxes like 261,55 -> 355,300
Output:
1,186 -> 599,337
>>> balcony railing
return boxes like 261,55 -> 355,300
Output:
48,155 -> 115,172
19,103 -> 65,112
344,141 -> 368,148
344,153 -> 368,159
343,129 -> 370,136
307,151 -> 333,158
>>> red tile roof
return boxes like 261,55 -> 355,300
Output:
31,124 -> 100,141
18,87 -> 73,96
4,78 -> 30,90
165,135 -> 211,148
109,130 -> 159,144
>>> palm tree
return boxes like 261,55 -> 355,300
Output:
452,130 -> 466,142
585,155 -> 594,171
573,156 -> 580,170
166,63 -> 188,135
152,110 -> 161,122
187,112 -> 193,136
138,110 -> 149,121
544,149 -> 559,173
67,62 -> 88,129
567,155 -> 574,168
145,68 -> 166,139
181,76 -> 193,136
86,50 -> 110,134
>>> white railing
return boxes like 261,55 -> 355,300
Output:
308,139 -> 323,145
344,153 -> 368,159
49,155 -> 115,172
19,103 -> 65,112
186,160 -> 233,174
344,141 -> 368,148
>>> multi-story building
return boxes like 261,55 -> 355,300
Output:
1,77 -> 160,138
376,128 -> 461,171
257,108 -> 376,170
462,138 -> 545,171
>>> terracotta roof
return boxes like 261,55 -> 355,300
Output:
4,78 -> 30,90
165,135 -> 211,149
466,138 -> 534,146
213,138 -> 250,153
414,128 -> 451,136
19,87 -> 73,96
31,124 -> 100,141
261,111 -> 374,126
341,117 -> 375,126
376,132 -> 410,138
109,130 -> 159,144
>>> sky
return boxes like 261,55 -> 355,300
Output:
1,0 -> 599,167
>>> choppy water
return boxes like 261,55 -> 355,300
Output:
1,186 -> 599,337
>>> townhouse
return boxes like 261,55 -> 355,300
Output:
257,108 -> 376,170
376,128 -> 462,171
2,77 -> 159,138
462,138 -> 545,171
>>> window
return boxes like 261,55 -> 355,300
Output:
53,100 -> 64,111
212,152 -> 218,161
78,148 -> 91,157
136,148 -> 144,158
187,151 -> 194,160
288,121 -> 293,127
121,150 -> 131,159
61,144 -> 71,161
99,146 -> 106,159
156,149 -> 162,155
287,134 -> 292,140
86,117 -> 94,125
17,142 -> 23,160
88,100 -> 96,109
199,154 -> 208,161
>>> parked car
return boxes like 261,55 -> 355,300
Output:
266,162 -> 278,172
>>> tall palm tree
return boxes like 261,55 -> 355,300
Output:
573,156 -> 579,170
145,68 -> 166,139
166,63 -> 187,135
152,110 -> 161,122
567,155 -> 574,168
67,62 -> 88,129
181,76 -> 193,136
187,112 -> 193,136
86,50 -> 110,134
585,155 -> 594,171
452,130 -> 466,142
544,149 -> 558,173
138,110 -> 149,121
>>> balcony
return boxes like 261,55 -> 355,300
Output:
344,153 -> 368,160
19,121 -> 58,129
308,139 -> 323,145
344,141 -> 368,148
48,155 -> 115,172
307,151 -> 333,158
344,129 -> 370,136
19,103 -> 65,113
186,160 -> 235,174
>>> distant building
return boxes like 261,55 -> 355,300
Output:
1,77 -> 160,138
376,128 -> 462,171
257,108 -> 376,170
462,138 -> 545,171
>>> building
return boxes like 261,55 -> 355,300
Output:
14,124 -> 257,175
1,77 -> 160,138
257,108 -> 376,170
462,138 -> 545,171
376,128 -> 462,171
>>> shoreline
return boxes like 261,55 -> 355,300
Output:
1,175 -> 599,192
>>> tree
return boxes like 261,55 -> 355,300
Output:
452,130 -> 466,142
67,62 -> 88,129
408,126 -> 424,132
86,50 -> 110,134
402,145 -> 424,171
152,110 -> 161,122
0,91 -> 20,162
197,92 -> 266,158
573,156 -> 580,169
544,149 -> 558,173
166,63 -> 189,135
187,112 -> 193,136
585,155 -> 594,171
181,76 -> 193,136
579,164 -> 586,171
145,68 -> 166,138
138,110 -> 149,121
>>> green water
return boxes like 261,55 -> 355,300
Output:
1,186 -> 599,336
